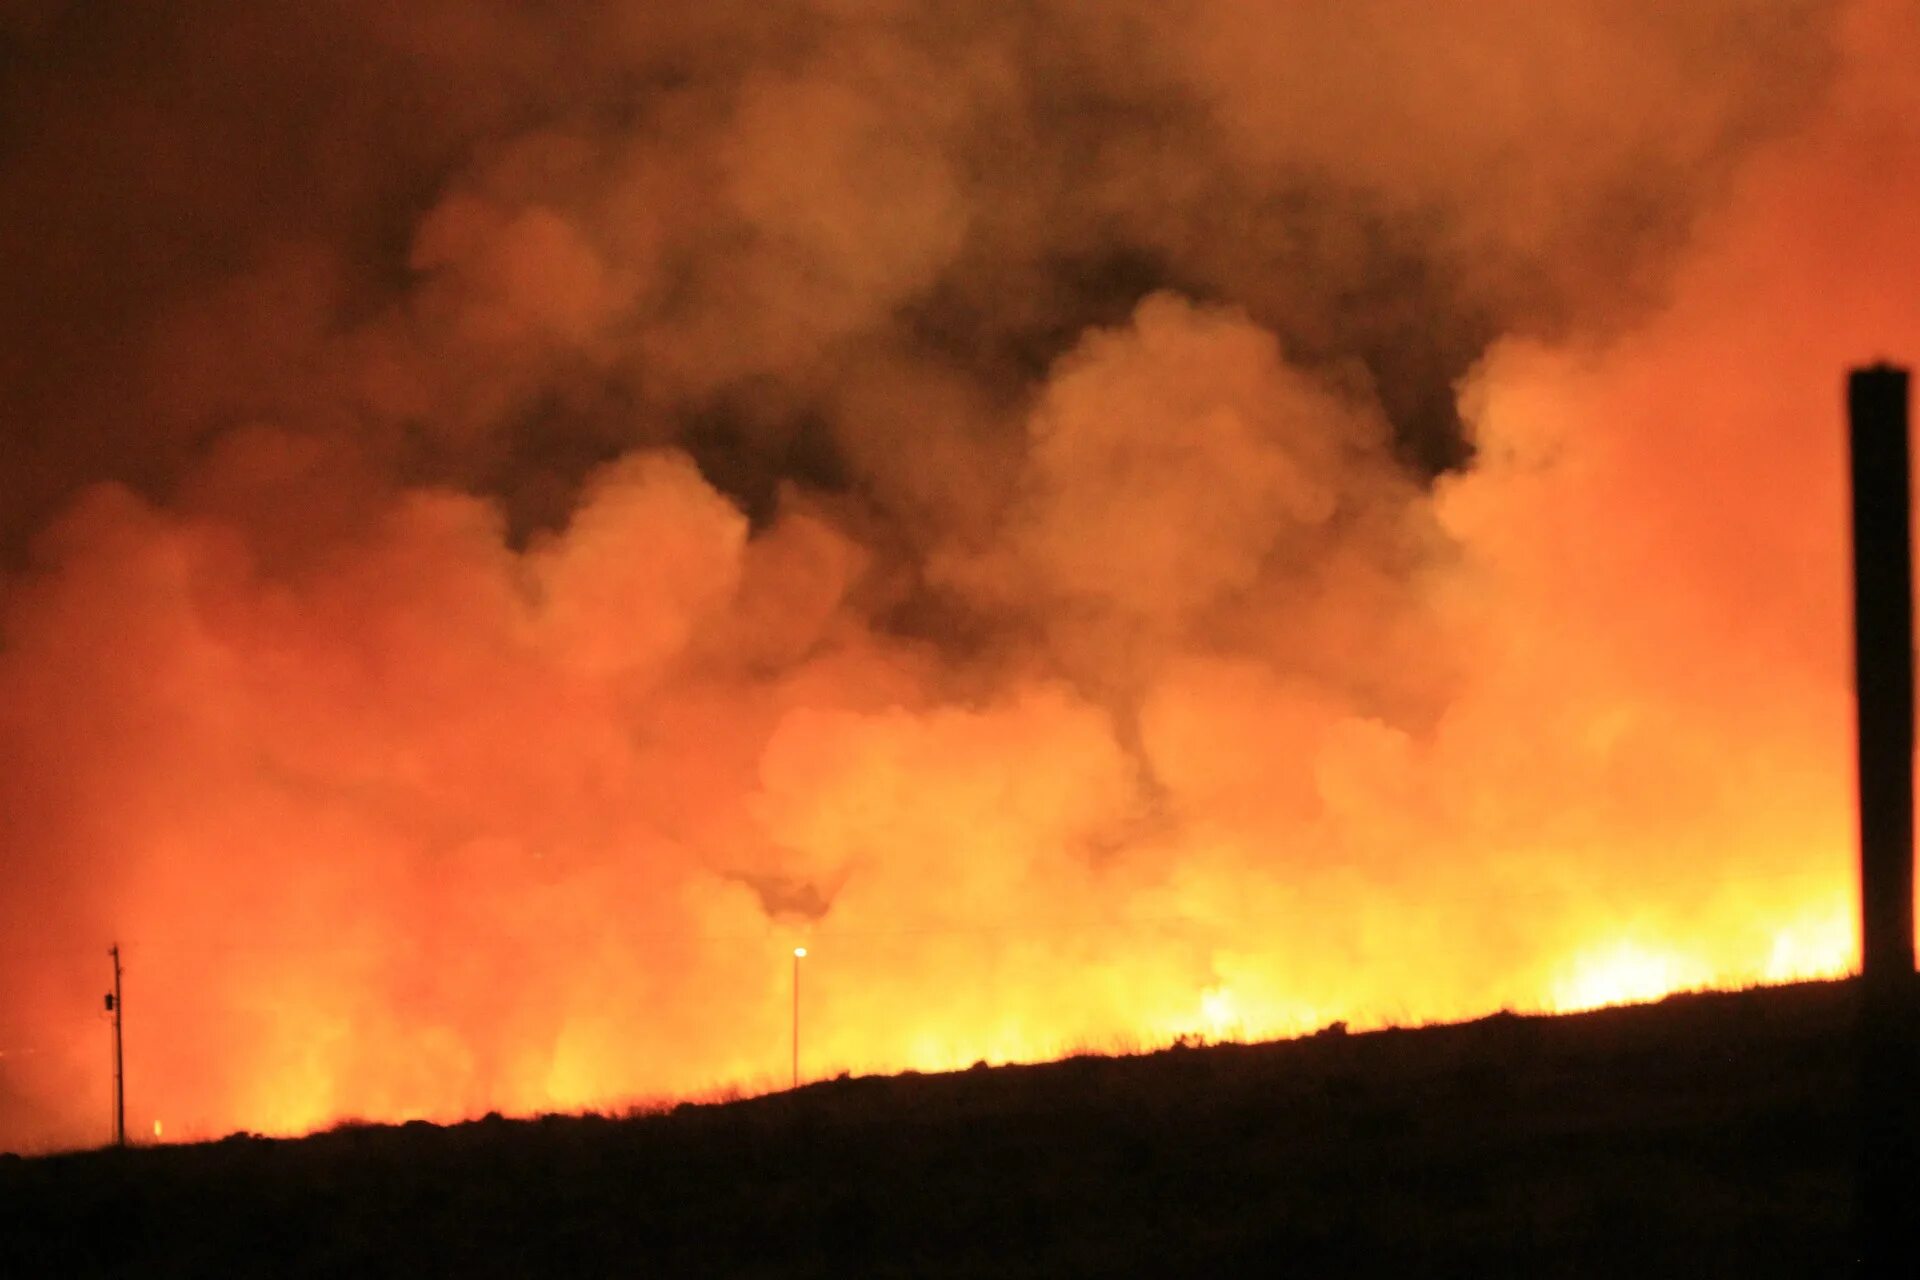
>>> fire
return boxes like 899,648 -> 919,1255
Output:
1198,990 -> 1228,1036
1548,943 -> 1714,1015
1762,909 -> 1858,985
1,2 -> 1918,1155
1546,908 -> 1859,1016
1198,987 -> 1238,1040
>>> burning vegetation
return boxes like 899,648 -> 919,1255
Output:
1,0 -> 1917,1150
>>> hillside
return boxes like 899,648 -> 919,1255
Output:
0,980 -> 1882,1276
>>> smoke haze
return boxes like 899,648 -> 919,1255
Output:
2,0 -> 1914,1149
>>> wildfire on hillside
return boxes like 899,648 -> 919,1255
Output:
1,0 -> 1915,1150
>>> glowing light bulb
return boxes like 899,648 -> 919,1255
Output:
794,947 -> 807,958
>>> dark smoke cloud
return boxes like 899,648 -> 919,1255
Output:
0,0 -> 1835,554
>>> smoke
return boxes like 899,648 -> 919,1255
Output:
1,0 -> 1911,1149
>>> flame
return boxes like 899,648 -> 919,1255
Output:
1197,987 -> 1240,1042
1762,908 -> 1857,985
1548,943 -> 1714,1015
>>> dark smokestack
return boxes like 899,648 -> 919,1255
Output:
1848,364 -> 1915,982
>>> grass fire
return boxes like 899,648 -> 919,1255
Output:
2,7 -> 1917,1242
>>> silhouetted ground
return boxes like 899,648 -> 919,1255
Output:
0,980 -> 1890,1276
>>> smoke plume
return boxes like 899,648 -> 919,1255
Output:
2,0 -> 1913,1150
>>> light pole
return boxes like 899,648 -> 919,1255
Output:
791,947 -> 806,1089
106,944 -> 124,1148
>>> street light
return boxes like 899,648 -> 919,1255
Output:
791,947 -> 806,1089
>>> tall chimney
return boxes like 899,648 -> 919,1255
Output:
1848,364 -> 1915,982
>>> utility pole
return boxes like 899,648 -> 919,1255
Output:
1851,364 -> 1916,982
792,947 -> 806,1089
1846,363 -> 1917,1274
106,944 -> 124,1149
